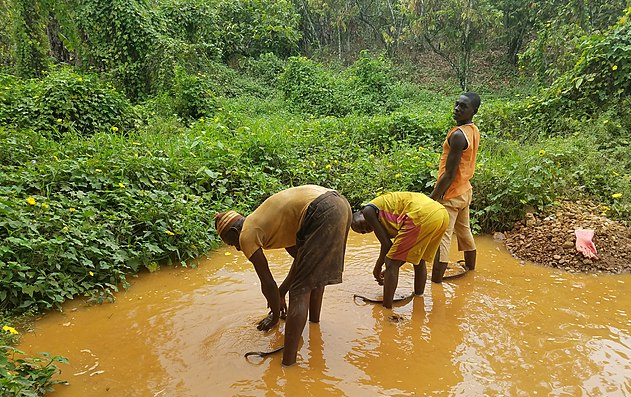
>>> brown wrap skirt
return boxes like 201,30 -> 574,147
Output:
289,191 -> 352,294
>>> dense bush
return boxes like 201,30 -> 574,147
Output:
278,53 -> 400,117
0,125 -> 278,313
170,67 -> 218,121
0,69 -> 138,138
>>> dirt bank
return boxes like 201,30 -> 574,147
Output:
500,201 -> 631,274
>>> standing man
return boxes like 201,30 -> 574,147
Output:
351,192 -> 448,308
214,185 -> 351,366
429,92 -> 481,283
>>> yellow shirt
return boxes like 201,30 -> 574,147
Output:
240,185 -> 332,259
368,192 -> 445,237
436,123 -> 480,200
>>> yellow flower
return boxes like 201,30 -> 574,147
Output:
310,161 -> 316,167
111,126 -> 119,132
2,325 -> 19,335
603,119 -> 609,124
538,149 -> 546,156
42,203 -> 49,209
395,173 -> 402,179
56,118 -> 62,123
165,230 -> 175,236
612,193 -> 623,199
95,169 -> 102,173
53,155 -> 59,161
26,196 -> 36,205
118,183 -> 125,188
325,164 -> 332,170
69,207 -> 76,212
612,65 -> 618,71
418,146 -> 424,151
89,271 -> 94,276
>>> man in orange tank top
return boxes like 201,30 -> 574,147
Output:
429,92 -> 481,283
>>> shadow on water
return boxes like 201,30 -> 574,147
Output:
18,234 -> 631,397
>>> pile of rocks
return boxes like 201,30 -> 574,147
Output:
501,201 -> 631,274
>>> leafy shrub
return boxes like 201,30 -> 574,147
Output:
279,54 -> 403,117
526,9 -> 631,129
171,67 -> 217,121
242,52 -> 287,88
278,56 -> 347,116
0,346 -> 67,396
0,68 -> 138,137
348,51 -> 399,113
214,0 -> 301,59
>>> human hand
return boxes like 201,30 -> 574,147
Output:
575,229 -> 598,259
373,263 -> 384,285
257,311 -> 279,331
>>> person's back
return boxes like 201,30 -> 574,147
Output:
368,192 -> 445,237
239,185 -> 331,258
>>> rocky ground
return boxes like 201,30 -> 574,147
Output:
499,201 -> 631,274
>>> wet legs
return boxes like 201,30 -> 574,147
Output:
283,290 -> 309,366
383,258 -> 404,309
464,249 -> 476,270
309,286 -> 324,323
283,286 -> 326,366
431,251 -> 448,283
413,260 -> 427,295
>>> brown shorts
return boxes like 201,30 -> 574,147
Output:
289,191 -> 352,294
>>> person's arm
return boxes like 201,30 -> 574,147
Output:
430,130 -> 467,201
362,205 -> 392,284
277,246 -> 298,318
248,248 -> 281,331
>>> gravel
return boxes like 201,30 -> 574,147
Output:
499,201 -> 631,274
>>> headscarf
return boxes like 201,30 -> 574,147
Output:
214,210 -> 244,236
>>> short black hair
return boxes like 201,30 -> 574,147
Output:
463,92 -> 481,113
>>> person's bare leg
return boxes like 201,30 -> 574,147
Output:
309,285 -> 325,323
464,250 -> 476,270
283,290 -> 310,366
413,260 -> 427,295
382,258 -> 404,309
431,252 -> 448,283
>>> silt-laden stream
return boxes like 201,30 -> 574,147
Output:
19,234 -> 631,396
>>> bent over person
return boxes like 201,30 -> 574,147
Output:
214,185 -> 352,366
351,192 -> 448,309
430,92 -> 481,283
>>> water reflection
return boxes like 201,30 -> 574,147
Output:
17,234 -> 631,397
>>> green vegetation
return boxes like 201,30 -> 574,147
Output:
0,0 -> 630,395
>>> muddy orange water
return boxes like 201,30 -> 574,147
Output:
19,234 -> 631,397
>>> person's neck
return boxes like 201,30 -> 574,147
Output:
457,119 -> 473,126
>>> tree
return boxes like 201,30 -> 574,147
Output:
13,0 -> 49,77
405,0 -> 498,90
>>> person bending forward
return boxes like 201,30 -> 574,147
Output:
215,185 -> 351,366
351,192 -> 448,309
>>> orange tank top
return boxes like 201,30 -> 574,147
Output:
436,123 -> 480,200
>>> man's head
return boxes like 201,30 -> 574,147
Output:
453,92 -> 480,124
214,210 -> 245,250
351,210 -> 373,234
